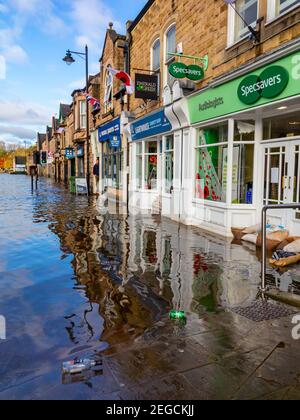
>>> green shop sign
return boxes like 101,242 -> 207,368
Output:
189,51 -> 300,124
238,66 -> 289,105
169,62 -> 205,82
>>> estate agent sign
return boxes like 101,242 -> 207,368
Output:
135,73 -> 159,100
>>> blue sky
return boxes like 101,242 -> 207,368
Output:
0,0 -> 147,145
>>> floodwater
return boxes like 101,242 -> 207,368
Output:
0,174 -> 298,400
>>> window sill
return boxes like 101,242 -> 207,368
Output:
265,5 -> 300,26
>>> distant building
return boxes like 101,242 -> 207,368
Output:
13,156 -> 26,173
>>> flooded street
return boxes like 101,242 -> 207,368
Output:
0,174 -> 299,400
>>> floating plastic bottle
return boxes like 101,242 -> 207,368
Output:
169,310 -> 186,321
62,358 -> 102,375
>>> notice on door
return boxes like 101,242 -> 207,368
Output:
271,168 -> 279,184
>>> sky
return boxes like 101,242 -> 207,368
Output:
0,0 -> 147,146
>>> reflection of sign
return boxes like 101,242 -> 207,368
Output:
75,178 -> 88,195
98,118 -> 121,149
135,73 -> 159,100
238,66 -> 289,105
130,109 -> 172,141
169,62 -> 204,81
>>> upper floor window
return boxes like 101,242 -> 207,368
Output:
104,67 -> 113,114
152,39 -> 161,72
165,25 -> 176,63
228,0 -> 258,46
268,0 -> 300,21
79,100 -> 86,129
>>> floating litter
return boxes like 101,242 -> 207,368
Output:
169,310 -> 186,321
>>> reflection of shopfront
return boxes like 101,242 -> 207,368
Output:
188,50 -> 300,237
129,109 -> 173,213
98,117 -> 123,200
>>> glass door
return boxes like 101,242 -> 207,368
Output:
263,141 -> 300,230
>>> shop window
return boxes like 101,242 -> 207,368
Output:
268,0 -> 300,21
195,123 -> 229,203
79,101 -> 86,129
263,112 -> 300,140
164,135 -> 174,194
234,120 -> 255,141
145,141 -> 158,190
152,39 -> 161,72
102,142 -> 123,189
228,0 -> 258,46
136,143 -> 143,189
77,157 -> 85,178
232,144 -> 254,204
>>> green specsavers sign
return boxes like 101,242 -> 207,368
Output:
238,66 -> 289,105
189,51 -> 300,124
169,62 -> 205,82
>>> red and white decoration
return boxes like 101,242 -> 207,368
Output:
107,67 -> 134,95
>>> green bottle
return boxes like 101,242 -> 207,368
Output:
169,310 -> 186,321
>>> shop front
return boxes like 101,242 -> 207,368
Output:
129,108 -> 174,213
98,117 -> 123,202
187,49 -> 300,237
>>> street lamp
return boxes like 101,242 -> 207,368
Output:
63,45 -> 91,195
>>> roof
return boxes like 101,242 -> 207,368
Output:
99,27 -> 126,63
37,133 -> 46,142
128,0 -> 155,33
59,104 -> 71,122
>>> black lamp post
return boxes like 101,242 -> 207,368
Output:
63,46 -> 91,195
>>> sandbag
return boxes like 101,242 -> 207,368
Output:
242,234 -> 258,245
284,239 -> 300,254
242,224 -> 261,235
232,227 -> 246,241
267,230 -> 289,242
269,253 -> 300,267
256,233 -> 281,251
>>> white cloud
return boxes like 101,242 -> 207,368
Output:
0,125 -> 36,140
70,0 -> 122,54
0,100 -> 52,126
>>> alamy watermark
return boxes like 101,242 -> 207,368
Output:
0,55 -> 6,80
0,315 -> 6,340
292,315 -> 300,340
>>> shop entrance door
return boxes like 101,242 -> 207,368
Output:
263,141 -> 300,232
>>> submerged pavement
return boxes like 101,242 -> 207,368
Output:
0,175 -> 299,400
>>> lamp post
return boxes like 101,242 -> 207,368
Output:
63,46 -> 91,195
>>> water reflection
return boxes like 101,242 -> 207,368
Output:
0,174 -> 284,397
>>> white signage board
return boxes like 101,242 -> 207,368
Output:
75,178 -> 88,195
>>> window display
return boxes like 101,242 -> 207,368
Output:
164,135 -> 174,194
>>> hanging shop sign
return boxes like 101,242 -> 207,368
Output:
135,73 -> 159,100
98,117 -> 121,148
238,66 -> 289,105
130,109 -> 172,142
65,147 -> 75,159
169,62 -> 205,82
188,50 -> 300,124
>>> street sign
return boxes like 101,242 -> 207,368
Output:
135,73 -> 159,100
168,62 -> 205,81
